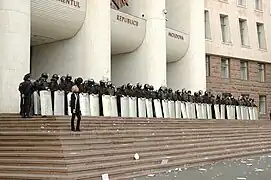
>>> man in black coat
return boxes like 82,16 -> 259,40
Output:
18,73 -> 34,118
70,85 -> 81,131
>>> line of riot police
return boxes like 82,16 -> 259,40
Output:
18,73 -> 258,120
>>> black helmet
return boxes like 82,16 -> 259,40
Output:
149,85 -> 154,91
89,79 -> 95,84
136,82 -> 142,89
100,80 -> 106,86
23,73 -> 31,81
60,76 -> 65,81
66,74 -> 72,81
41,73 -> 49,79
107,81 -> 113,87
52,74 -> 59,80
75,77 -> 83,84
127,83 -> 132,89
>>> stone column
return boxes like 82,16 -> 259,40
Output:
167,0 -> 205,92
112,0 -> 167,89
0,0 -> 31,113
83,0 -> 111,81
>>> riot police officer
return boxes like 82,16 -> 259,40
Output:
49,74 -> 60,113
18,73 -> 34,118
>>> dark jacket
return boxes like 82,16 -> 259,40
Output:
70,93 -> 81,114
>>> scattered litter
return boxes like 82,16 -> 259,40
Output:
241,161 -> 247,164
255,168 -> 264,172
147,174 -> 155,177
246,164 -> 253,166
41,126 -> 44,129
178,168 -> 182,171
268,155 -> 271,158
70,152 -> 77,155
236,177 -> 247,180
247,159 -> 254,161
102,174 -> 110,180
199,168 -> 207,172
161,159 -> 168,165
134,153 -> 140,160
168,170 -> 172,173
175,168 -> 179,171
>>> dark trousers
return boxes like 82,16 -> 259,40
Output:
51,91 -> 55,113
64,92 -> 68,115
20,95 -> 31,118
71,112 -> 81,131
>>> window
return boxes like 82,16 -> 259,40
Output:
240,61 -> 248,80
258,63 -> 265,82
255,0 -> 262,10
220,14 -> 231,43
259,96 -> 266,114
221,58 -> 229,78
204,10 -> 211,39
237,0 -> 246,6
206,55 -> 210,76
239,19 -> 249,46
256,23 -> 267,49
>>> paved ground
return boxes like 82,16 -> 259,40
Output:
134,154 -> 271,180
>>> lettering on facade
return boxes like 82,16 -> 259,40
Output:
56,0 -> 81,8
117,15 -> 138,26
168,32 -> 184,40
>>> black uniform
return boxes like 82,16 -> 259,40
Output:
49,74 -> 60,113
18,73 -> 33,118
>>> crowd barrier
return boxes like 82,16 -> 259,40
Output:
33,90 -> 259,120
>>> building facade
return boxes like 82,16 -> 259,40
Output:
0,0 -> 270,118
205,0 -> 271,119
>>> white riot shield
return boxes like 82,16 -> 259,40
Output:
196,103 -> 202,119
120,97 -> 129,117
244,107 -> 249,120
102,95 -> 112,117
129,97 -> 137,118
175,101 -> 181,119
54,91 -> 65,116
226,105 -> 231,119
236,106 -> 241,120
168,101 -> 176,118
220,105 -> 226,119
162,100 -> 169,118
40,90 -> 53,116
138,98 -> 147,118
89,94 -> 100,116
240,106 -> 245,120
154,99 -> 163,118
33,91 -> 41,115
146,99 -> 153,118
207,104 -> 212,119
181,102 -> 187,119
248,107 -> 253,120
202,104 -> 207,119
214,104 -> 221,119
191,103 -> 197,119
79,93 -> 90,116
111,96 -> 118,117
67,92 -> 72,116
186,102 -> 191,119
253,107 -> 258,120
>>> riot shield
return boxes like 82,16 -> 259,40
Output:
244,107 -> 249,120
214,104 -> 221,119
146,99 -> 153,118
180,102 -> 187,119
129,97 -> 137,118
40,90 -> 53,116
226,105 -> 231,119
253,107 -> 258,120
236,106 -> 241,120
168,101 -> 176,118
207,104 -> 212,120
110,96 -> 118,117
240,106 -> 245,120
220,105 -> 226,119
79,93 -> 90,116
162,100 -> 169,118
185,102 -> 191,119
120,96 -> 129,117
202,104 -> 207,119
54,91 -> 65,116
154,99 -> 163,118
191,103 -> 197,119
232,106 -> 236,120
138,98 -> 147,118
33,91 -> 41,115
102,95 -> 112,117
175,101 -> 181,119
196,103 -> 202,119
89,94 -> 100,116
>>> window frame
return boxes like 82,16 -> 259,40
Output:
221,58 -> 230,79
206,55 -> 211,77
259,95 -> 266,114
258,63 -> 265,82
240,60 -> 248,80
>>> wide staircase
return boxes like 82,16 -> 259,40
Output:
0,115 -> 271,180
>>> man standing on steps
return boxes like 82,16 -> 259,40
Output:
70,85 -> 81,132
18,73 -> 34,118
